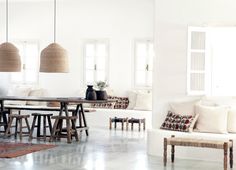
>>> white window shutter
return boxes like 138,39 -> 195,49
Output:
134,39 -> 153,88
83,40 -> 109,85
187,27 -> 207,95
11,41 -> 39,84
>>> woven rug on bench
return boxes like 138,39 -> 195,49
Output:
0,142 -> 56,158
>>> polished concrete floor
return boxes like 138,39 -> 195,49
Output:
0,128 -> 231,170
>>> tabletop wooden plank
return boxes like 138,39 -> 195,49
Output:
4,104 -> 95,112
0,96 -> 116,103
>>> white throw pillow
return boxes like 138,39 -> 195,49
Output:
127,91 -> 138,109
189,114 -> 199,132
169,100 -> 199,116
5,87 -> 31,105
74,89 -> 86,98
26,89 -> 47,106
195,105 -> 229,134
227,109 -> 236,133
134,93 -> 152,111
106,87 -> 114,96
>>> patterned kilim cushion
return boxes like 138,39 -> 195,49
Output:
90,102 -> 115,109
90,96 -> 129,109
160,111 -> 195,132
108,96 -> 129,109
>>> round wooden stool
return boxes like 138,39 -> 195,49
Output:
29,113 -> 53,141
5,114 -> 30,140
50,116 -> 79,143
109,117 -> 128,130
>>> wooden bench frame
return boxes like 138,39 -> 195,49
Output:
164,135 -> 233,170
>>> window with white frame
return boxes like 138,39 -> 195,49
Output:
187,26 -> 236,96
187,27 -> 207,95
11,41 -> 39,84
134,39 -> 154,88
83,40 -> 109,85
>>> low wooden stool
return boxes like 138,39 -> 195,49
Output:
29,113 -> 53,141
50,116 -> 79,143
5,114 -> 30,140
109,117 -> 128,130
164,135 -> 233,170
127,118 -> 145,131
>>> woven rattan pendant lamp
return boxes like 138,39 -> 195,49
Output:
0,0 -> 21,72
40,0 -> 69,73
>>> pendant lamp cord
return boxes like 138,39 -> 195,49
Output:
54,0 -> 56,43
6,0 -> 8,42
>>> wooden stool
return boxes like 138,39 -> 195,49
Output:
127,118 -> 145,131
50,116 -> 79,143
29,113 -> 53,141
109,117 -> 128,130
5,114 -> 30,140
0,110 -> 8,133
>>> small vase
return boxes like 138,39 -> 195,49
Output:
96,90 -> 108,100
86,85 -> 97,100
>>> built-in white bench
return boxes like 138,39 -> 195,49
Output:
147,129 -> 236,161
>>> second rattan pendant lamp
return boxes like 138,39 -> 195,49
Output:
0,0 -> 21,72
40,0 -> 69,73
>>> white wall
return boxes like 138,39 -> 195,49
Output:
153,0 -> 236,128
0,0 -> 154,96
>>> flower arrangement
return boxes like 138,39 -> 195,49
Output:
95,81 -> 108,91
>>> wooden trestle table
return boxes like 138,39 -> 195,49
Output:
0,96 -> 115,136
